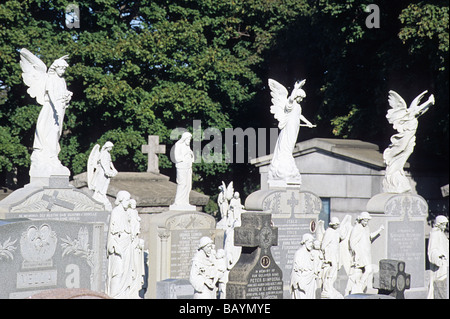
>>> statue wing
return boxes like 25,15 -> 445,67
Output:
386,90 -> 408,132
268,79 -> 289,130
87,144 -> 100,190
19,48 -> 48,105
339,214 -> 353,274
225,181 -> 234,201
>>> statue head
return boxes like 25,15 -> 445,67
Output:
49,55 -> 69,76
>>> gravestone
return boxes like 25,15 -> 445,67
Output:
0,176 -> 111,296
367,192 -> 428,298
141,135 -> 166,174
0,219 -> 104,299
374,259 -> 411,299
145,210 -> 217,298
245,188 -> 321,298
156,279 -> 194,299
226,211 -> 283,299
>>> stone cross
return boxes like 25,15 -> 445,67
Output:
141,135 -> 166,173
234,212 -> 278,253
287,192 -> 299,216
42,191 -> 75,210
374,259 -> 411,299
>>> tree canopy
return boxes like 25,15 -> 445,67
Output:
1,0 -> 448,203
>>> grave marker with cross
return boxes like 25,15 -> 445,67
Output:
226,211 -> 283,299
141,135 -> 166,173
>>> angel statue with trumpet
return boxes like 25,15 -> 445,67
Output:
19,48 -> 73,180
382,90 -> 435,193
267,79 -> 316,186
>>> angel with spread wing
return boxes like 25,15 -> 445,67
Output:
267,79 -> 316,185
382,90 -> 435,193
19,48 -> 73,178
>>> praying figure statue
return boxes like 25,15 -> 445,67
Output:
427,215 -> 448,299
170,132 -> 196,211
87,141 -> 118,210
19,48 -> 73,179
382,90 -> 435,193
267,78 -> 316,186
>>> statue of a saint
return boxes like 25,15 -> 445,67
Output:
19,48 -> 73,179
170,132 -> 195,211
267,79 -> 315,186
427,215 -> 448,299
382,90 -> 435,193
189,237 -> 218,299
290,233 -> 317,299
345,212 -> 384,295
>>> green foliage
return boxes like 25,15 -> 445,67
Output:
0,0 -> 448,194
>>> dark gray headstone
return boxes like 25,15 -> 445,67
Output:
0,219 -> 104,299
226,212 -> 283,299
245,189 -> 321,298
373,259 -> 411,299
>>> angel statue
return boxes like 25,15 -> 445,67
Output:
19,48 -> 73,180
267,79 -> 316,186
382,90 -> 435,193
216,181 -> 234,229
88,141 -> 118,210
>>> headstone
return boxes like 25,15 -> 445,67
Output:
0,219 -> 104,299
245,188 -> 321,298
27,288 -> 111,299
0,176 -> 111,297
141,135 -> 166,174
156,279 -> 194,299
226,211 -> 283,299
374,259 -> 411,299
366,192 -> 428,298
145,210 -> 217,298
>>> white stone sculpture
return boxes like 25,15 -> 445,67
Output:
106,191 -> 144,299
19,48 -> 73,179
87,141 -> 118,210
345,212 -> 384,295
217,181 -> 234,227
267,79 -> 316,186
382,90 -> 435,193
319,216 -> 351,299
189,236 -> 218,299
427,215 -> 449,299
215,249 -> 228,299
128,198 -> 145,298
223,191 -> 243,272
170,132 -> 196,211
290,233 -> 318,299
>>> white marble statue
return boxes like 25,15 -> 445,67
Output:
319,217 -> 350,299
267,79 -> 316,186
382,90 -> 435,193
189,236 -> 218,299
19,48 -> 73,179
170,132 -> 196,211
290,233 -> 318,299
217,181 -> 234,225
427,215 -> 449,299
215,249 -> 228,299
87,141 -> 118,210
345,212 -> 384,295
106,191 -> 144,299
223,191 -> 243,271
128,199 -> 145,298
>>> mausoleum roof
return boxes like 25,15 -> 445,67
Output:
72,171 -> 209,208
251,138 -> 400,169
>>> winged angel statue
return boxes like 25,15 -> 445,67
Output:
19,48 -> 73,179
267,79 -> 316,186
382,90 -> 435,193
